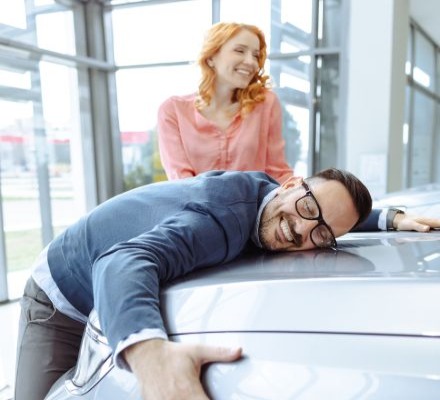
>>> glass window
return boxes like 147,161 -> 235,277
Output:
111,1 -> 211,65
405,23 -> 439,188
40,61 -> 88,219
278,0 -> 314,52
220,0 -> 313,53
414,31 -> 435,91
409,90 -> 435,186
269,56 -> 310,177
0,100 -> 44,298
116,65 -> 199,187
0,55 -> 88,299
318,0 -> 341,47
220,0 -> 272,48
36,10 -> 76,55
402,86 -> 411,186
0,1 -> 90,303
0,69 -> 31,90
281,0 -> 313,36
0,2 -> 76,55
314,54 -> 339,171
405,25 -> 413,76
437,50 -> 440,96
0,0 -> 26,28
435,102 -> 440,182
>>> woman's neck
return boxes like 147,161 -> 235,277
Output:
200,90 -> 240,131
210,86 -> 240,112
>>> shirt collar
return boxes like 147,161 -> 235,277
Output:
251,188 -> 278,248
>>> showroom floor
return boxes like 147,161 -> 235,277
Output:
0,300 -> 19,400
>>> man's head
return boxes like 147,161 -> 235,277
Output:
259,168 -> 372,251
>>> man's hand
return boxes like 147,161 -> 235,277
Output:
393,213 -> 440,232
124,339 -> 242,400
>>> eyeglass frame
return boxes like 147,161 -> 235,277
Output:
295,181 -> 338,249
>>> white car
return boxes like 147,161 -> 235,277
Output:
46,187 -> 440,400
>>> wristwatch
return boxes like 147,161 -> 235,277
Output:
386,208 -> 405,231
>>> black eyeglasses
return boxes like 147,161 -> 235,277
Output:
295,181 -> 337,249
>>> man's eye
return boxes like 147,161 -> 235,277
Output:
316,226 -> 332,242
303,200 -> 313,217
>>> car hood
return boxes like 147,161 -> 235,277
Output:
160,231 -> 440,337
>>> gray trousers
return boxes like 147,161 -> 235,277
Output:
14,277 -> 85,400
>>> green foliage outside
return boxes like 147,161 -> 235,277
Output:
6,227 -> 65,272
5,229 -> 42,272
123,165 -> 152,191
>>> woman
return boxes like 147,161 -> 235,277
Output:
158,22 -> 293,183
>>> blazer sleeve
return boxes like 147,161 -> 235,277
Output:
351,208 -> 381,231
91,201 -> 249,352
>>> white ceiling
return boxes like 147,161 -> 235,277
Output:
409,0 -> 440,44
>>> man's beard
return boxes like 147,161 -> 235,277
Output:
259,215 -> 302,251
258,216 -> 277,251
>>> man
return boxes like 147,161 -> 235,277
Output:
15,169 -> 440,400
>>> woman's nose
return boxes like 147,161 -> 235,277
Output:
244,52 -> 257,66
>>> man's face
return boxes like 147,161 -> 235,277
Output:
259,178 -> 359,252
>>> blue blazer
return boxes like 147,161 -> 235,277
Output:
47,170 -> 380,351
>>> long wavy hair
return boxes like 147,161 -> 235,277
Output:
195,22 -> 270,116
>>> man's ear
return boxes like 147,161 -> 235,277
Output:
278,176 -> 303,193
281,176 -> 303,189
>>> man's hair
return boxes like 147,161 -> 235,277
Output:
308,168 -> 372,229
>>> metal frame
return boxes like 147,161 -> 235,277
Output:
84,0 -> 124,202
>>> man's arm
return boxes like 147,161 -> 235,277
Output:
92,203 -> 249,350
124,339 -> 242,400
352,208 -> 440,232
91,201 -> 253,399
391,212 -> 440,231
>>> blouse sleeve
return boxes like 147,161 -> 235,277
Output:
264,93 -> 294,184
157,98 -> 196,180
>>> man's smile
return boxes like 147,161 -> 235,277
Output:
280,218 -> 294,242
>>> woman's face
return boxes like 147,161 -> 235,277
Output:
209,29 -> 260,91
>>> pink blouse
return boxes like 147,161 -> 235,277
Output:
157,90 -> 293,183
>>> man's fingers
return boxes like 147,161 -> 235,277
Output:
398,216 -> 440,232
194,344 -> 243,364
414,223 -> 431,232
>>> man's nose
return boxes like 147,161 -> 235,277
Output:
296,218 -> 318,240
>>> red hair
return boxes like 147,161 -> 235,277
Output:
195,22 -> 270,116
